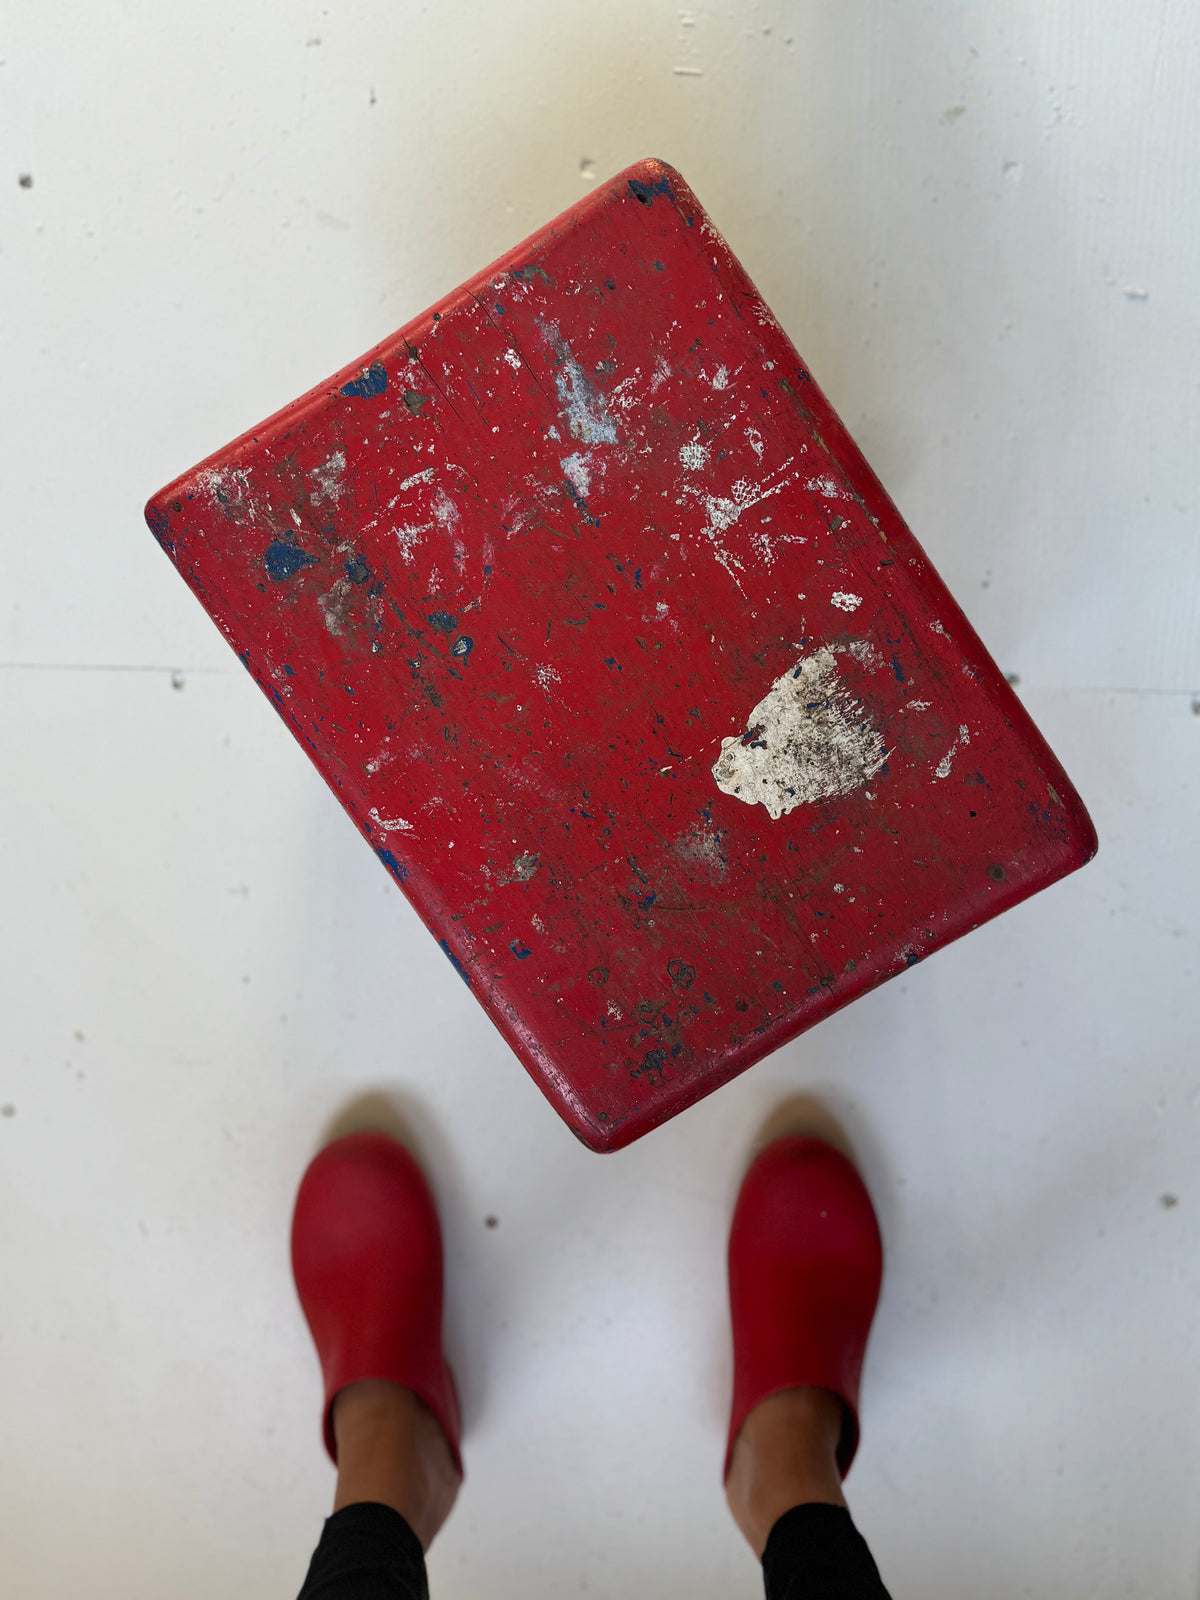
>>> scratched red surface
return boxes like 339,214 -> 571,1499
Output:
146,157 -> 1096,1151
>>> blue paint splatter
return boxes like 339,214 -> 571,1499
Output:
344,553 -> 370,583
628,175 -> 672,206
563,480 -> 600,526
146,504 -> 173,551
427,611 -> 457,633
376,848 -> 408,883
632,1048 -> 666,1084
451,636 -> 473,660
440,939 -> 471,984
891,653 -> 906,682
265,541 -> 319,580
510,939 -> 531,960
510,263 -> 555,287
340,360 -> 387,398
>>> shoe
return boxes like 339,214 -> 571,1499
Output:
726,1135 -> 882,1479
291,1130 -> 462,1471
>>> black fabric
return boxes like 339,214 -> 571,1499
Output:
295,1495 -> 887,1600
296,1502 -> 428,1600
762,1503 -> 891,1600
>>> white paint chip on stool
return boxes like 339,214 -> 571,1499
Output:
935,724 -> 971,779
560,452 -> 591,496
712,647 -> 886,819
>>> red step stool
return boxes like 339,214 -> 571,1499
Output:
146,158 -> 1096,1151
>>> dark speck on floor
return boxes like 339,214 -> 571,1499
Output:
485,1215 -> 499,1229
1,1104 -> 15,1118
1160,1193 -> 1179,1209
18,173 -> 32,188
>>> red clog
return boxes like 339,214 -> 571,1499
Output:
726,1135 -> 883,1480
291,1131 -> 462,1472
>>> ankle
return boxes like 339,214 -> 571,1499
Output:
332,1380 -> 461,1550
333,1378 -> 413,1442
725,1386 -> 847,1558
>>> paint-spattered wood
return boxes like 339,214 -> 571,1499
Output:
145,157 -> 1096,1151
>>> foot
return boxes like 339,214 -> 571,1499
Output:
331,1379 -> 461,1550
725,1386 -> 846,1557
724,1136 -> 883,1553
292,1132 -> 464,1545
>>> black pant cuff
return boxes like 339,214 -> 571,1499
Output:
297,1501 -> 429,1600
762,1502 -> 891,1600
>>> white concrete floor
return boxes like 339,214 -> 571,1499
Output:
3,4 -> 1198,1596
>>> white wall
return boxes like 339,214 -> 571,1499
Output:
2,4 -> 1198,1597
